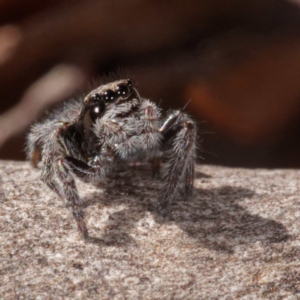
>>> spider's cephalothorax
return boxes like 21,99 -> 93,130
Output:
26,79 -> 197,239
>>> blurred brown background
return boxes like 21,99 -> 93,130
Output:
1,0 -> 300,167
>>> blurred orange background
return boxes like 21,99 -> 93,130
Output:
1,0 -> 300,167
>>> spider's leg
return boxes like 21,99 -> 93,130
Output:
40,122 -> 88,238
184,154 -> 195,198
158,111 -> 196,211
138,100 -> 162,177
138,100 -> 162,150
64,156 -> 106,181
41,154 -> 64,199
54,158 -> 88,239
39,128 -> 68,200
27,120 -> 65,198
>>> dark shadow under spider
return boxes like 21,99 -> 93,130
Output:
81,167 -> 289,252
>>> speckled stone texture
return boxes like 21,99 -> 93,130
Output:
0,161 -> 300,299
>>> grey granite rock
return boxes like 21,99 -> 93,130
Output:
0,160 -> 300,299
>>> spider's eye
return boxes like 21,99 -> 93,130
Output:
116,84 -> 129,97
116,81 -> 133,98
103,90 -> 115,102
90,102 -> 105,122
91,93 -> 102,101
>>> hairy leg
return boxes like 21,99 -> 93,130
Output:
64,156 -> 106,181
55,158 -> 88,238
38,122 -> 89,238
158,112 -> 196,211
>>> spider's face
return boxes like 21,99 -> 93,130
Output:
80,79 -> 138,126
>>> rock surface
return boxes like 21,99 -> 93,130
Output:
0,160 -> 300,299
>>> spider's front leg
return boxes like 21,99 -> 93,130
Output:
40,122 -> 89,239
158,111 -> 197,212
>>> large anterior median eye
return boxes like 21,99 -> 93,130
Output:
90,102 -> 105,122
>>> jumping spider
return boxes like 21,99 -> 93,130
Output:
27,79 -> 197,239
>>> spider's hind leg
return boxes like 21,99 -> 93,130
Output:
158,111 -> 197,212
